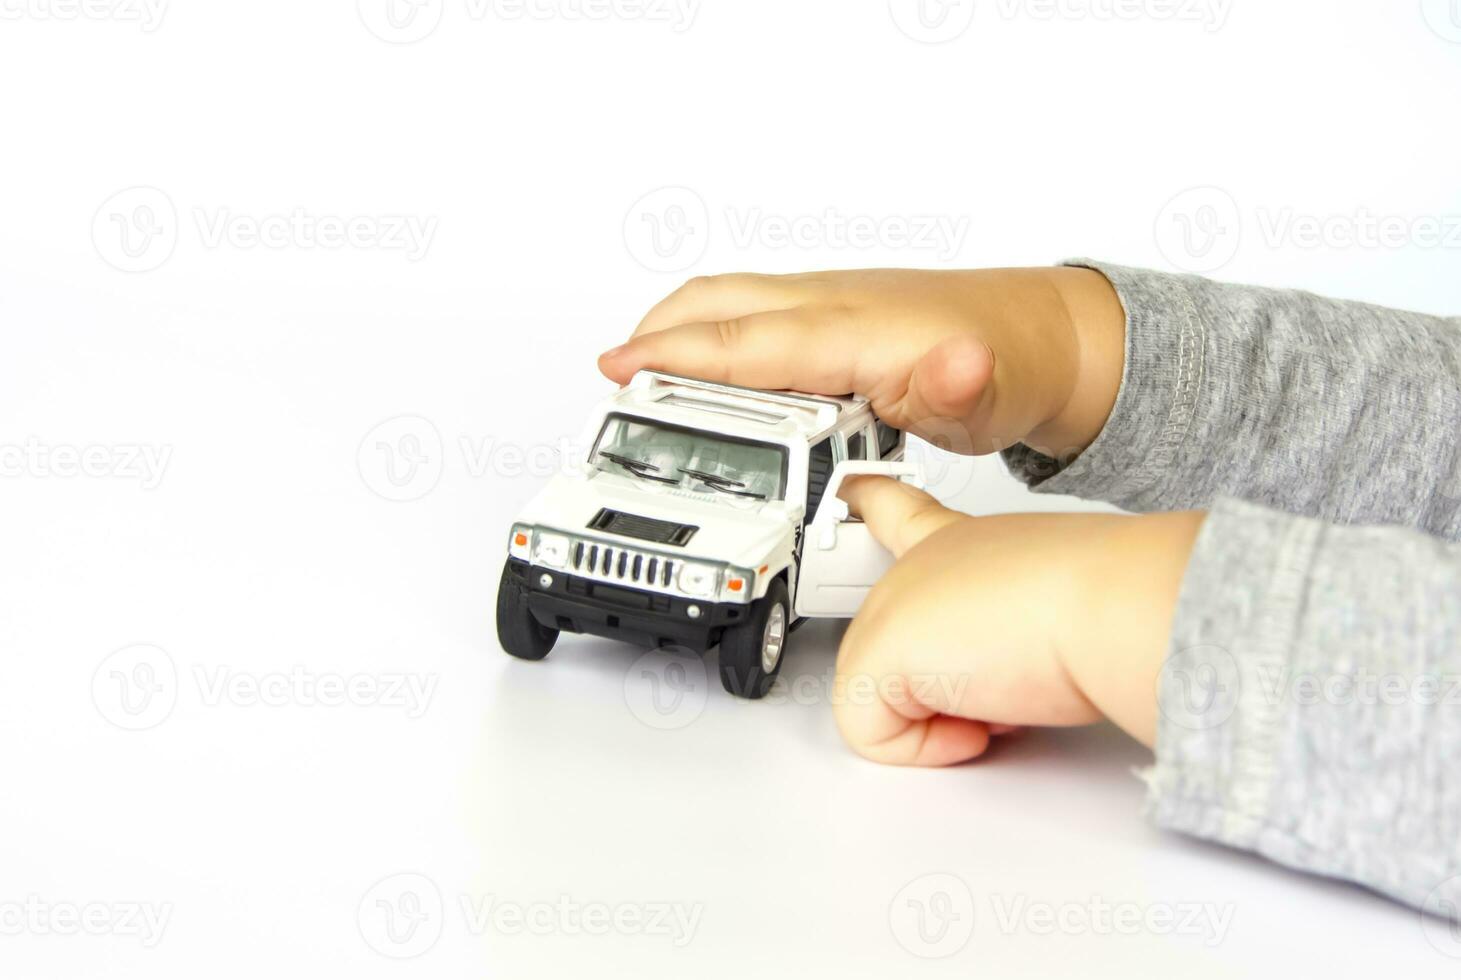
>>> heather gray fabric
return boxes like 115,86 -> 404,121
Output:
1004,261 -> 1461,535
1002,261 -> 1461,916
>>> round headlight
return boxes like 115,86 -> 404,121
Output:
676,562 -> 719,597
534,533 -> 570,568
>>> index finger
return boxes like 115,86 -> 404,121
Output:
632,273 -> 811,338
837,475 -> 963,559
598,307 -> 859,394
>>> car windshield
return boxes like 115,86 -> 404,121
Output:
591,414 -> 787,501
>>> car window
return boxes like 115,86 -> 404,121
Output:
805,437 -> 835,521
593,414 -> 788,500
875,421 -> 901,458
846,431 -> 867,461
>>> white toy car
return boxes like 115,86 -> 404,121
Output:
496,371 -> 921,699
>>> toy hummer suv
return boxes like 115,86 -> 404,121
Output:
496,371 -> 920,699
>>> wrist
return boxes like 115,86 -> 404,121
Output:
1025,267 -> 1126,459
1054,511 -> 1206,747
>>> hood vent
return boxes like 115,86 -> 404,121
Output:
587,509 -> 697,547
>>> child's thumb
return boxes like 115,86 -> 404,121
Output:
897,334 -> 995,452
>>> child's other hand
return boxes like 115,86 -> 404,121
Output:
831,476 -> 1204,766
600,268 -> 1125,456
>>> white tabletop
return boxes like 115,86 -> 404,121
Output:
2,304 -> 1450,976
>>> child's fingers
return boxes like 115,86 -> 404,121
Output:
836,700 -> 993,767
598,309 -> 855,392
630,273 -> 810,338
830,480 -> 991,766
837,476 -> 963,559
833,611 -> 993,767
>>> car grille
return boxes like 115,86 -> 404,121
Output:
587,508 -> 697,546
570,538 -> 679,590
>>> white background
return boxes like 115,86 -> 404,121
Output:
3,0 -> 1461,976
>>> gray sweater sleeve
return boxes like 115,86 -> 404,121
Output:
1001,263 -> 1461,916
1003,260 -> 1461,538
1152,498 -> 1461,919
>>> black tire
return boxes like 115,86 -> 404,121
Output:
496,561 -> 558,661
718,578 -> 790,699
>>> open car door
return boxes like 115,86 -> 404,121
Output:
793,460 -> 923,618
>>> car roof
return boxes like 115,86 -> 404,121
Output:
610,371 -> 871,443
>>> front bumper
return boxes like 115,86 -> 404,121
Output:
507,559 -> 751,653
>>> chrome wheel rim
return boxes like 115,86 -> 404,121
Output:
760,603 -> 786,674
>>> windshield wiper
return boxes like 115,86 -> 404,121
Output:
597,451 -> 678,484
679,467 -> 766,500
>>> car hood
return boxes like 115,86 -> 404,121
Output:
515,471 -> 793,567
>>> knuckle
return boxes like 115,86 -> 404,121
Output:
712,317 -> 743,350
679,274 -> 718,298
819,301 -> 858,331
900,502 -> 958,551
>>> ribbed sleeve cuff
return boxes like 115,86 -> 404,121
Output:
1001,259 -> 1206,508
1146,497 -> 1319,848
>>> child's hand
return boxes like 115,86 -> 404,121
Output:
600,268 -> 1126,456
831,476 -> 1205,765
